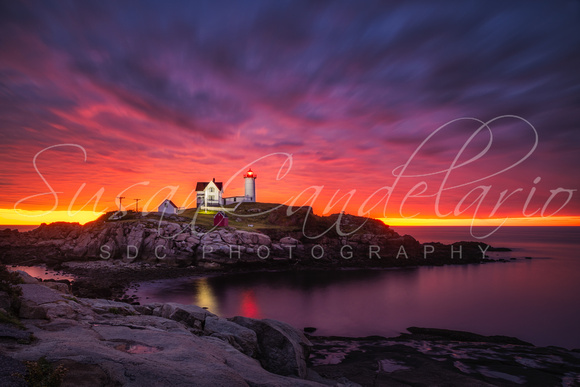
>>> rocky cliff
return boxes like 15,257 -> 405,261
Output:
0,213 -> 489,268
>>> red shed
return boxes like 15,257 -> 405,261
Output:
214,211 -> 229,227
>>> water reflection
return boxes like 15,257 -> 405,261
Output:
240,290 -> 260,318
134,268 -> 422,339
132,258 -> 580,349
130,227 -> 580,349
195,278 -> 219,315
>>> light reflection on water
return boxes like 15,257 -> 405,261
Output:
195,278 -> 219,315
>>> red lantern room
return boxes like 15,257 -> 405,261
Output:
243,169 -> 257,179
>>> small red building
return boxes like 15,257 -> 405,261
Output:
214,211 -> 229,227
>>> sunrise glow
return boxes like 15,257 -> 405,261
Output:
380,216 -> 580,227
0,1 -> 577,227
0,209 -> 104,226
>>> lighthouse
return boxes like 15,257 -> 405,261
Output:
244,168 -> 257,202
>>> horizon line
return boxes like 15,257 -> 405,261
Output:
379,216 -> 580,227
1,208 -> 579,227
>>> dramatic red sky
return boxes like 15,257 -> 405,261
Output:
1,1 -> 579,226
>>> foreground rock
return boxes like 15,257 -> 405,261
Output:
3,273 -> 579,386
231,316 -> 313,378
0,274 -> 341,386
309,332 -> 580,386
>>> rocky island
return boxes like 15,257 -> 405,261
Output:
1,203 -> 491,276
0,203 -> 498,299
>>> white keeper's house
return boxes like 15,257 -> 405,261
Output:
196,168 -> 257,210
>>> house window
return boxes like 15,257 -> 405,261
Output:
209,187 -> 214,192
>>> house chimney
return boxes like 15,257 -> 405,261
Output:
212,177 -> 215,182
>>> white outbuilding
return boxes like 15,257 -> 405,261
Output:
158,199 -> 178,215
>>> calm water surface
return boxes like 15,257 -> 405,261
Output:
127,226 -> 578,349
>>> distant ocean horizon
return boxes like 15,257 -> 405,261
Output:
392,225 -> 580,245
2,225 -> 40,232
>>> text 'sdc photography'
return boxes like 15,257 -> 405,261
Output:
0,1 -> 579,386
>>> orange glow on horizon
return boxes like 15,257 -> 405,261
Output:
0,209 -> 103,226
379,216 -> 580,227
1,207 -> 578,227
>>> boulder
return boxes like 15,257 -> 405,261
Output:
40,282 -> 70,294
204,316 -> 259,357
17,284 -> 69,319
219,230 -> 239,245
15,270 -> 39,284
185,235 -> 200,245
44,302 -> 77,320
201,232 -> 223,244
280,237 -> 300,246
174,233 -> 189,242
230,316 -> 312,378
158,303 -> 216,331
80,299 -> 137,316
133,303 -> 163,316
17,284 -> 65,307
256,233 -> 271,246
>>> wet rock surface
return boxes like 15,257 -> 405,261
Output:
309,331 -> 580,386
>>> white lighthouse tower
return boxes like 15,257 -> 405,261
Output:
244,168 -> 257,202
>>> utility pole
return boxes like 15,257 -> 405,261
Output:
116,196 -> 125,212
134,198 -> 141,213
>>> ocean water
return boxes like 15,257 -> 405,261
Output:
2,225 -> 40,232
129,226 -> 580,349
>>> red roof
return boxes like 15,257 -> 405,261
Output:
195,181 -> 223,191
